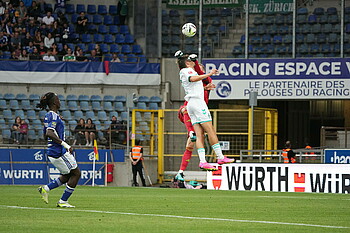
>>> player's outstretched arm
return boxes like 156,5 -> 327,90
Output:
190,69 -> 218,82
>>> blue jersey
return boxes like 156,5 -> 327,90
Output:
43,111 -> 66,158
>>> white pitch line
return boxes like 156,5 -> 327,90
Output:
0,205 -> 348,229
257,196 -> 329,200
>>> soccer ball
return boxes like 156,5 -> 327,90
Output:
182,23 -> 196,37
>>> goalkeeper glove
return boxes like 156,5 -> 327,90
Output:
188,54 -> 197,61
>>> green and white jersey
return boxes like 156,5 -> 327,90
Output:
179,67 -> 204,101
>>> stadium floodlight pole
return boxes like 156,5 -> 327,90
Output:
157,0 -> 162,59
198,0 -> 203,62
244,0 -> 249,59
341,0 -> 344,58
292,0 -> 296,58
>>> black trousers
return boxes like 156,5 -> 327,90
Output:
132,161 -> 146,186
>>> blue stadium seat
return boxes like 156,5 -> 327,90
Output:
2,129 -> 12,142
77,43 -> 87,52
121,45 -> 131,54
60,100 -> 67,111
109,111 -> 118,119
120,112 -> 128,121
169,9 -> 180,17
98,5 -> 108,15
94,34 -> 104,43
323,23 -> 332,33
113,16 -> 120,25
308,14 -> 317,24
97,111 -> 108,121
66,4 -> 75,14
103,102 -> 113,112
138,54 -> 147,63
0,93 -> 3,99
115,96 -> 126,102
94,120 -> 102,131
92,101 -> 102,111
126,54 -> 138,63
327,7 -> 337,15
118,54 -> 126,62
115,34 -> 125,43
90,95 -> 102,102
100,44 -> 108,53
78,95 -> 90,101
136,102 -> 147,110
68,101 -> 78,111
66,95 -> 78,101
104,54 -> 112,62
306,33 -> 315,43
3,109 -> 12,121
87,43 -> 96,52
38,110 -> 47,120
119,25 -> 129,34
273,35 -> 282,44
328,15 -> 339,24
26,110 -> 37,121
4,93 -> 15,100
74,110 -> 84,120
114,102 -> 125,112
109,25 -> 119,34
104,34 -> 114,44
313,7 -> 325,15
321,44 -> 331,53
0,99 -> 7,110
28,129 -> 38,142
93,15 -> 103,24
103,95 -> 114,102
150,96 -> 161,103
311,24 -> 321,34
32,119 -> 42,130
110,44 -> 120,53
318,14 -> 328,24
98,25 -> 108,34
329,33 -> 338,43
104,15 -> 113,25
149,103 -> 158,110
85,111 -> 96,121
87,5 -> 97,14
297,7 -> 308,15
124,34 -> 135,44
62,110 -> 73,121
16,94 -> 27,100
109,5 -> 118,15
82,34 -> 92,43
9,100 -> 20,110
76,4 -> 86,14
0,119 -> 6,129
138,96 -> 150,103
283,34 -> 292,44
80,101 -> 90,111
15,110 -> 25,119
310,44 -> 320,53
87,24 -> 97,34
68,120 -> 77,131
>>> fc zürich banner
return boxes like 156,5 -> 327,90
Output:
204,58 -> 350,100
207,163 -> 350,194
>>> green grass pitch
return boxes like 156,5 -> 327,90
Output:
0,186 -> 349,232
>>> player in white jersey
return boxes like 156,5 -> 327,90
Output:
178,55 -> 234,170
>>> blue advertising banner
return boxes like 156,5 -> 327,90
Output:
325,149 -> 350,164
203,58 -> 350,100
0,149 -> 124,185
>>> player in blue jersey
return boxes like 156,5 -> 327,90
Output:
37,92 -> 81,208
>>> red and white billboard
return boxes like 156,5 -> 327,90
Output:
207,163 -> 350,193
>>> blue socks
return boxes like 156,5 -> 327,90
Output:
61,184 -> 75,202
47,178 -> 63,191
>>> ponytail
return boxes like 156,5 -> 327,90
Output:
36,92 -> 56,110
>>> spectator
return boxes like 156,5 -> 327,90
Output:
73,118 -> 85,146
57,11 -> 67,26
44,32 -> 54,48
51,21 -> 61,43
76,11 -> 87,34
42,48 -> 56,61
10,50 -> 18,60
7,4 -> 16,18
17,1 -> 28,20
117,0 -> 128,25
94,44 -> 102,57
10,0 -> 20,8
21,32 -> 32,46
106,115 -> 121,144
54,0 -> 65,14
0,31 -> 9,51
1,10 -> 11,25
25,40 -> 36,53
0,2 -> 5,16
29,46 -> 40,60
5,21 -> 14,37
33,30 -> 43,46
42,11 -> 54,26
87,49 -> 100,62
11,116 -> 22,144
51,42 -> 58,56
37,41 -> 47,54
19,119 -> 28,143
18,48 -> 29,60
110,53 -> 121,63
27,19 -> 38,36
62,47 -> 75,61
75,48 -> 87,61
10,31 -> 21,49
28,1 -> 41,20
85,118 -> 96,146
61,22 -> 70,44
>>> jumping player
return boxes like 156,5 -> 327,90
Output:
178,54 -> 235,171
37,92 -> 81,208
175,51 -> 217,180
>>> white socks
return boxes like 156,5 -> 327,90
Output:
197,148 -> 206,163
212,143 -> 224,159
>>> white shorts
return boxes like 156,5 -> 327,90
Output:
49,152 -> 78,175
186,98 -> 212,125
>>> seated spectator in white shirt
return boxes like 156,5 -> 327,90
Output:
42,11 -> 55,25
44,32 -> 54,48
42,49 -> 56,61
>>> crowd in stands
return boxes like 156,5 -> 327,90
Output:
0,0 -> 131,62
